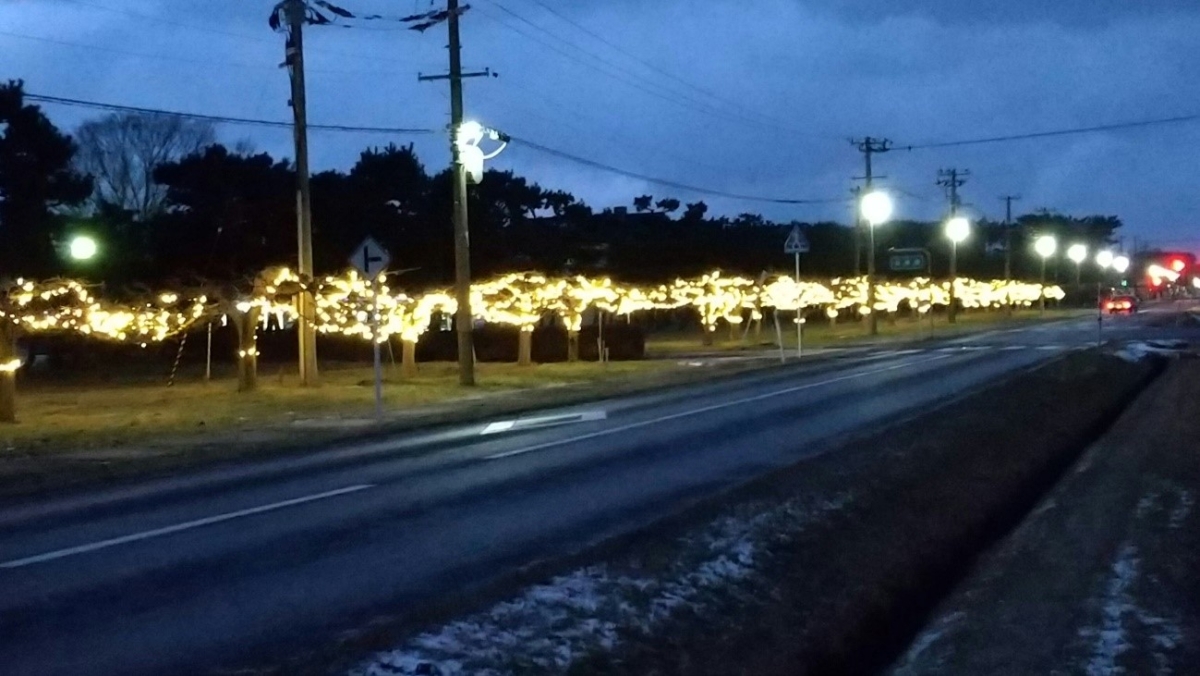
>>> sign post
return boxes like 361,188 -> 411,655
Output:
784,226 -> 810,359
351,237 -> 391,421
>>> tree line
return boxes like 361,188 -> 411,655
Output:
0,80 -> 1124,290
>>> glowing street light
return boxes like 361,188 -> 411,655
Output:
945,216 -> 970,323
860,190 -> 892,336
1034,235 -> 1057,314
68,235 -> 98,261
860,191 -> 893,226
1034,234 -> 1057,260
1067,243 -> 1088,286
1095,250 -> 1114,269
1112,255 -> 1130,274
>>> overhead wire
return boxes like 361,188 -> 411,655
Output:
514,0 -> 794,130
0,30 -> 394,76
24,93 -> 438,135
477,1 -> 801,134
26,91 -> 833,204
902,113 -> 1200,150
55,0 -> 429,63
505,135 -> 848,206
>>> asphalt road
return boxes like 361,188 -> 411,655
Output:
0,311 -> 1178,675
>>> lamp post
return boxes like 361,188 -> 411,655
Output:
1113,255 -> 1130,275
1067,243 -> 1088,287
1034,235 -> 1057,314
944,216 -> 970,324
860,190 -> 893,336
1095,249 -> 1113,346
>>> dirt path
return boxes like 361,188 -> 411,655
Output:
891,359 -> 1200,675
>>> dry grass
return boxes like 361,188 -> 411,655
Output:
1,361 -> 678,452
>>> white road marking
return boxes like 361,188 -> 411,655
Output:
485,354 -> 956,460
481,411 -> 607,436
0,484 -> 374,570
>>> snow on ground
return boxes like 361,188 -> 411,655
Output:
351,493 -> 854,676
1082,486 -> 1187,676
889,611 -> 967,675
1168,490 -> 1193,531
1083,542 -> 1141,676
1113,341 -> 1189,363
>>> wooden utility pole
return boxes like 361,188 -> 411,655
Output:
1000,194 -> 1020,282
419,0 -> 490,386
1000,194 -> 1021,316
851,137 -> 890,336
283,0 -> 318,386
850,185 -> 863,275
937,168 -> 969,324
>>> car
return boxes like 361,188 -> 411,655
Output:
1103,295 -> 1138,314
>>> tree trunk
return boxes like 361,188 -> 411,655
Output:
702,325 -> 715,346
401,339 -> 418,379
233,308 -> 261,393
0,326 -> 17,424
519,329 -> 534,367
566,329 -> 579,363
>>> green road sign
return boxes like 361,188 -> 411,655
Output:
888,248 -> 929,273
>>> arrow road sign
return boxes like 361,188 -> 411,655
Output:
784,226 -> 810,254
351,236 -> 391,278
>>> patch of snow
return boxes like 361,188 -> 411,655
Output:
1113,341 -> 1186,363
1136,492 -> 1160,520
351,492 -> 854,676
1168,490 -> 1193,530
890,611 -> 967,675
1083,542 -> 1140,676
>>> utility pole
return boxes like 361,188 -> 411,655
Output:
851,137 -> 891,336
1000,195 -> 1020,281
1000,194 -> 1021,316
937,168 -> 969,324
418,0 -> 490,386
850,185 -> 862,275
283,0 -> 318,386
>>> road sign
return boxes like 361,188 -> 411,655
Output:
784,226 -> 810,255
351,237 -> 390,278
349,237 -> 390,420
888,248 -> 929,273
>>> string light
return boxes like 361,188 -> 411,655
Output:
0,270 -> 1067,372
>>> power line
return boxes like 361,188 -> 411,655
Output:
902,113 -> 1200,150
56,0 -> 426,64
24,93 -> 438,135
478,2 -> 798,134
513,0 -> 792,130
0,29 -> 392,75
506,135 -> 847,206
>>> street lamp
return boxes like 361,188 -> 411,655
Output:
1095,249 -> 1114,346
1112,255 -> 1130,274
944,216 -> 970,323
860,190 -> 893,336
1067,243 -> 1087,286
1034,235 -> 1057,314
68,235 -> 98,261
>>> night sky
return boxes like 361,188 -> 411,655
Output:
5,0 -> 1199,250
